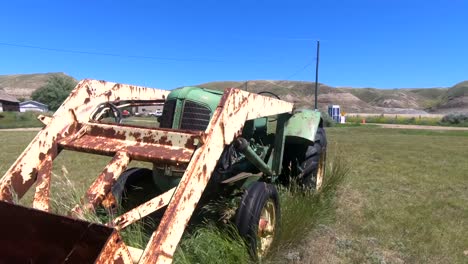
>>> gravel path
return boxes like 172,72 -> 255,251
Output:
0,127 -> 42,132
2,124 -> 468,132
371,123 -> 468,131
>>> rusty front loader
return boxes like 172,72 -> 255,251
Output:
0,79 -> 327,263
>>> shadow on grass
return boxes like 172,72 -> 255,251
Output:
174,154 -> 349,264
275,154 -> 349,246
49,154 -> 349,264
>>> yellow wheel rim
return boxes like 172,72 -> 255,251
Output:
257,199 -> 276,258
316,150 -> 326,190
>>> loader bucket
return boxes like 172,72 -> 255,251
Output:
0,201 -> 117,263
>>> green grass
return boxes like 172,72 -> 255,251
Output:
274,156 -> 348,245
1,127 -> 467,263
323,126 -> 468,263
122,116 -> 160,127
0,129 -> 347,263
174,224 -> 250,264
0,113 -> 158,130
0,111 -> 45,128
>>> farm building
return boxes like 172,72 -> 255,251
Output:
19,100 -> 49,112
0,90 -> 20,112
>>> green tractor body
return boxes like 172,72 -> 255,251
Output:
152,86 -> 324,192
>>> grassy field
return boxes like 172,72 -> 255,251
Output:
0,126 -> 467,263
0,111 -> 45,129
0,113 -> 158,129
308,127 -> 468,263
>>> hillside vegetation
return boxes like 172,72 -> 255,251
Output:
0,72 -> 75,99
427,81 -> 468,114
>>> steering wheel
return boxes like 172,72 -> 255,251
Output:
258,91 -> 281,122
258,91 -> 281,100
105,102 -> 123,124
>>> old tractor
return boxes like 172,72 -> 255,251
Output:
0,79 -> 327,263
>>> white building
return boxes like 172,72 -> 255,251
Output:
19,100 -> 49,112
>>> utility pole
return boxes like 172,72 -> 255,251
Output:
314,40 -> 320,110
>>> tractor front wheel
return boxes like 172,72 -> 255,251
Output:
235,182 -> 280,260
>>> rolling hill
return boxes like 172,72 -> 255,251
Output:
427,81 -> 468,114
0,73 -> 466,114
0,72 -> 75,99
197,80 -> 459,114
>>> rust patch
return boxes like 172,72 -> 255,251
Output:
130,131 -> 141,139
113,256 -> 124,264
86,85 -> 93,96
158,135 -> 172,145
184,136 -> 197,148
8,169 -> 35,201
33,156 -> 53,211
66,120 -> 83,137
88,125 -> 126,140
83,152 -> 130,211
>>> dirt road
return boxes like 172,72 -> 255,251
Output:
0,127 -> 41,132
370,123 -> 468,131
3,124 -> 468,132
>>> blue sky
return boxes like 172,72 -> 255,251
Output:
0,0 -> 467,89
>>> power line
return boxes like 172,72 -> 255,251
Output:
0,41 -> 262,63
234,60 -> 315,90
283,62 -> 314,80
1,40 -> 317,88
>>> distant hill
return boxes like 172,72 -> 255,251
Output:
428,81 -> 468,114
0,73 -> 466,114
0,72 -> 76,99
198,80 -> 458,114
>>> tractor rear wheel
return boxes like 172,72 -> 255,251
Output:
301,127 -> 327,189
104,167 -> 160,212
235,182 -> 280,260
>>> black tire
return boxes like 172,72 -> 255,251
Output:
300,127 -> 327,189
235,182 -> 280,259
111,167 -> 159,210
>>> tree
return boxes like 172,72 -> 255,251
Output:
31,75 -> 77,111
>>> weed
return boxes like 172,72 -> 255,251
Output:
440,113 -> 468,125
174,224 -> 250,264
266,153 -> 349,262
346,114 -> 443,126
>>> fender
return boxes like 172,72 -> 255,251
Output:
284,109 -> 322,143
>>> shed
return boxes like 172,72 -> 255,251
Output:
19,100 -> 49,112
0,90 -> 20,112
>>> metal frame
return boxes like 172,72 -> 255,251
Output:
0,79 -> 293,263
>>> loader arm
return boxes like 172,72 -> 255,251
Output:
0,80 -> 170,207
0,79 -> 294,264
140,88 -> 293,263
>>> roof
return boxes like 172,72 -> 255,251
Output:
20,100 -> 48,107
0,90 -> 19,103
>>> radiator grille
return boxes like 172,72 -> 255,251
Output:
159,100 -> 176,128
180,101 -> 211,131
